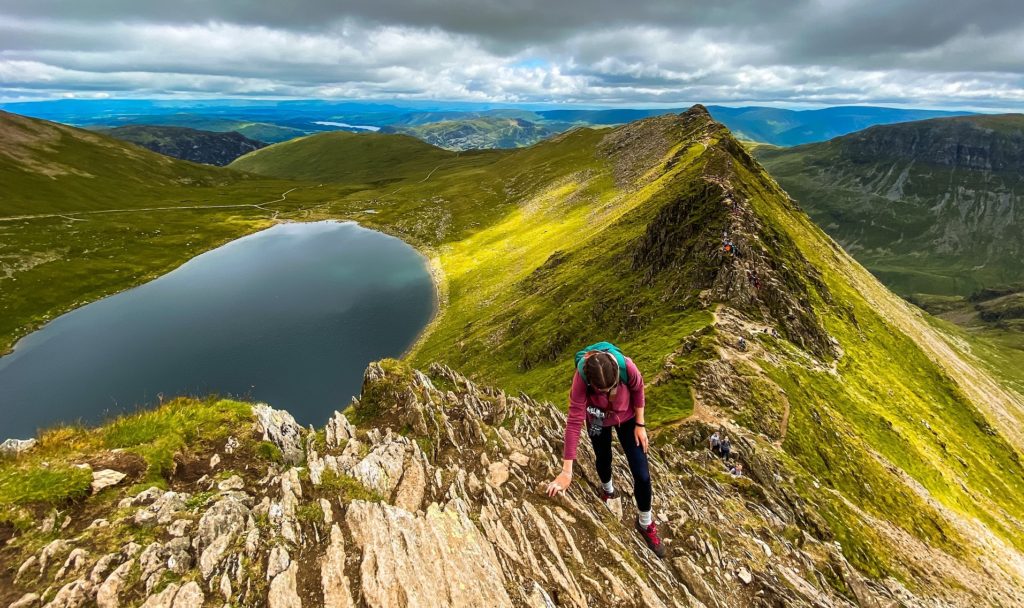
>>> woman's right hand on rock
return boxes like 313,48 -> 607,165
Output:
546,471 -> 572,497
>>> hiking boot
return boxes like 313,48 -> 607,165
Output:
636,520 -> 666,558
598,487 -> 617,502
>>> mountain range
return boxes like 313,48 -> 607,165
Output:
0,99 -> 973,149
757,114 -> 1024,298
2,107 -> 1024,606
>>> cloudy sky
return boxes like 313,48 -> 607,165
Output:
2,0 -> 1023,109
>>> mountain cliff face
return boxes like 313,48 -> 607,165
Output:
99,126 -> 266,166
757,115 -> 1024,296
6,361 -> 1015,608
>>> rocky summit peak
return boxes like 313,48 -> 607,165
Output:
684,103 -> 711,118
1,360 -> 981,607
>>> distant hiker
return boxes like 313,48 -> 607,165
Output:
729,462 -> 744,477
709,431 -> 721,454
720,435 -> 733,460
723,241 -> 734,255
738,337 -> 747,351
546,342 -> 665,558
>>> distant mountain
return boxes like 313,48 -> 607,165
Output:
757,114 -> 1024,296
384,116 -> 558,150
99,125 -> 266,166
1,99 -> 977,149
708,105 -> 973,146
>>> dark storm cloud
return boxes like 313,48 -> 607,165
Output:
1,0 -> 1023,106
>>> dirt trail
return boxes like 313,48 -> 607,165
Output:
683,304 -> 792,443
0,187 -> 301,222
710,304 -> 793,442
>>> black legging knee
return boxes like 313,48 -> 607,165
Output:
588,417 -> 652,512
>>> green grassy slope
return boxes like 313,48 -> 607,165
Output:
0,110 -> 247,216
757,114 -> 1024,297
4,108 -> 1024,599
230,130 -> 461,184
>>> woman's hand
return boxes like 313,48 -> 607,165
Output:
634,425 -> 649,454
546,470 -> 572,497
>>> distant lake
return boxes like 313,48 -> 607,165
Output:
0,221 -> 435,439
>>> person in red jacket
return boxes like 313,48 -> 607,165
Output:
545,349 -> 665,558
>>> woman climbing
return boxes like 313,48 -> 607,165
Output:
545,342 -> 665,558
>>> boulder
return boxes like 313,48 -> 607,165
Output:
253,403 -> 304,464
90,469 -> 126,494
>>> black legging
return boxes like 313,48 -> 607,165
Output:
589,417 -> 652,511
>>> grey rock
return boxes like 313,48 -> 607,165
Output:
325,411 -> 356,448
216,474 -> 244,492
95,559 -> 134,608
321,524 -> 355,608
0,437 -> 36,455
268,561 -> 302,608
253,403 -> 304,464
42,578 -> 92,608
266,545 -> 290,580
55,548 -> 89,580
345,499 -> 513,607
350,440 -> 407,498
9,593 -> 41,608
90,469 -> 126,494
170,581 -> 204,608
193,496 -> 251,580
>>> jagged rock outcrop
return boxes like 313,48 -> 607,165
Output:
2,360 -> 1018,607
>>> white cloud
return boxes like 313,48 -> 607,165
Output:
1,6 -> 1023,108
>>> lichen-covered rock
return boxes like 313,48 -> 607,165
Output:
325,411 -> 356,448
0,437 -> 36,455
346,499 -> 514,608
192,496 -> 250,580
268,562 -> 301,608
89,469 -> 126,494
253,403 -> 304,464
95,559 -> 134,608
321,524 -> 355,608
350,438 -> 407,498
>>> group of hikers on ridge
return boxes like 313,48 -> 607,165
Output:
545,342 -> 665,558
709,430 -> 743,477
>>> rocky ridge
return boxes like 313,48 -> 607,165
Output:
5,358 -> 1012,607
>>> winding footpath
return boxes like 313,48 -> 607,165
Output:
0,187 -> 301,223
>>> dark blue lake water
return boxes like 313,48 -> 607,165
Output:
0,221 -> 435,439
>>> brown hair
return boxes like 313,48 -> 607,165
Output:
584,351 -> 619,390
